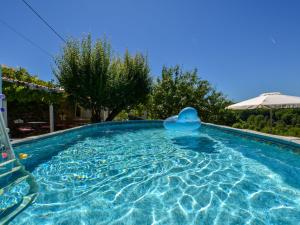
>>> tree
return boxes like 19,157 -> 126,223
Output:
147,65 -> 234,124
54,35 -> 151,122
105,51 -> 151,121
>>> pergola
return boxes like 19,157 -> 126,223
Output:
0,66 -> 63,133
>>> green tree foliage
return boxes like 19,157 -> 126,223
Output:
146,65 -> 235,124
232,109 -> 300,137
2,66 -> 61,104
54,35 -> 151,122
105,52 -> 151,121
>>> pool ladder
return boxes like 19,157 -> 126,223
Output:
0,113 -> 38,224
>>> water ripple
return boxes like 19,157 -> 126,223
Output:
12,127 -> 300,225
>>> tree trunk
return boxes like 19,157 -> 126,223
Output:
91,108 -> 101,123
105,109 -> 120,121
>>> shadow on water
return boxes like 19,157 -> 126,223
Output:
236,141 -> 300,189
172,136 -> 218,154
204,127 -> 300,189
14,127 -> 147,172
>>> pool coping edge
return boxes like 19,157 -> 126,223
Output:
12,120 -> 300,149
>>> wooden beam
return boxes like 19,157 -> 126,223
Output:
49,104 -> 54,132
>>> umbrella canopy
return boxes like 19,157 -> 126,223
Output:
227,92 -> 300,110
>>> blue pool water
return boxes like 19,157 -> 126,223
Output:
11,122 -> 300,224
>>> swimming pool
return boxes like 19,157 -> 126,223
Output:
11,121 -> 300,224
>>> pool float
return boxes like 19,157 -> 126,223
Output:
1,152 -> 8,159
164,107 -> 201,131
19,153 -> 28,160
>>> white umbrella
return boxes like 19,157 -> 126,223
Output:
226,92 -> 300,126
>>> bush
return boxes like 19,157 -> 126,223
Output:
228,109 -> 300,137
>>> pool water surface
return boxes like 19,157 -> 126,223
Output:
12,123 -> 300,224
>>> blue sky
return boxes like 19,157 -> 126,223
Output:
1,0 -> 300,101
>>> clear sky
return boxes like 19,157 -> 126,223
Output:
1,0 -> 300,101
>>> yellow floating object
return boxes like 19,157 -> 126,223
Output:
19,153 -> 28,159
0,189 -> 4,195
73,174 -> 87,180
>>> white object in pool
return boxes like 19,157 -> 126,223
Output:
163,107 -> 201,131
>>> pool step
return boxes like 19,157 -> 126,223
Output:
0,159 -> 16,168
0,113 -> 38,224
0,175 -> 29,190
0,192 -> 38,225
0,166 -> 21,179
